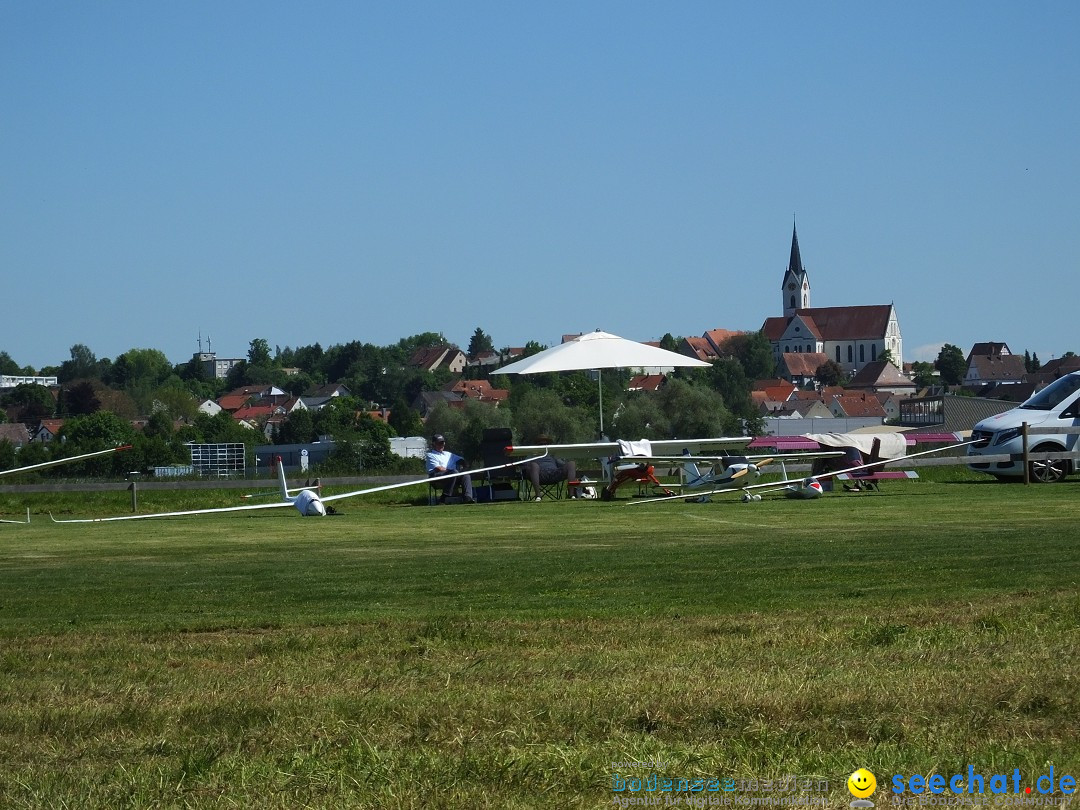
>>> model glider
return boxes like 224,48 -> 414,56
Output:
50,452 -> 548,522
626,439 -> 978,505
505,437 -> 750,460
1,445 -> 132,524
0,444 -> 132,479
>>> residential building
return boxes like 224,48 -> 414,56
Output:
408,345 -> 466,374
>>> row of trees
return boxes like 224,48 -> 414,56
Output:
3,331 -> 1062,477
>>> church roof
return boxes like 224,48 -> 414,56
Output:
762,305 -> 893,341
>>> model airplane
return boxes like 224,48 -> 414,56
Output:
1,445 -> 132,524
505,437 -> 753,500
640,449 -> 845,501
49,452 -> 548,522
628,439 -> 978,506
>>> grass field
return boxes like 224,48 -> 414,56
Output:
1,470 -> 1078,808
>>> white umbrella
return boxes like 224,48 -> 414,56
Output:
492,330 -> 711,433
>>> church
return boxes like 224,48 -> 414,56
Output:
760,224 -> 903,379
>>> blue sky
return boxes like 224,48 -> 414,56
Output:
2,2 -> 1077,371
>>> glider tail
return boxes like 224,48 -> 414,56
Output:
275,456 -> 291,502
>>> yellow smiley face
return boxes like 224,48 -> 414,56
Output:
847,768 -> 877,798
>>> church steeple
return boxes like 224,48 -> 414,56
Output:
781,220 -> 810,317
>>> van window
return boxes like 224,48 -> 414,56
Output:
1020,374 -> 1080,411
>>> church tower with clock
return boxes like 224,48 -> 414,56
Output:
781,222 -> 810,317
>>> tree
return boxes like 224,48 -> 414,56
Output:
0,351 -> 21,376
58,344 -> 100,383
815,360 -> 844,388
61,380 -> 102,415
910,361 -> 938,388
248,338 -> 272,367
510,388 -> 594,445
467,328 -> 494,357
3,383 -> 55,422
659,333 -> 680,353
274,409 -> 316,445
725,332 -> 776,380
387,396 -> 424,437
934,344 -> 967,386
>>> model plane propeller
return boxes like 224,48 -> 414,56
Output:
627,440 -> 978,506
49,452 -> 548,522
1,445 -> 132,524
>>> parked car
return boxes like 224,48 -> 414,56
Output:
967,371 -> 1080,482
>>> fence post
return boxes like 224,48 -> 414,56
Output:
1022,423 -> 1030,485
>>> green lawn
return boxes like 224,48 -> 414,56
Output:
1,475 -> 1078,808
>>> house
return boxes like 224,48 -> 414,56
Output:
778,352 -> 830,387
217,385 -> 289,413
308,383 -> 351,398
31,419 -> 65,443
197,399 -> 222,417
761,223 -> 903,376
829,393 -> 887,419
964,342 -> 1026,385
846,360 -> 917,395
628,374 -> 667,392
408,345 -> 466,374
680,336 -> 719,363
702,328 -> 747,356
412,390 -> 466,419
0,423 -> 31,448
442,379 -> 510,404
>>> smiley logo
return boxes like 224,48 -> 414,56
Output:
847,768 -> 877,798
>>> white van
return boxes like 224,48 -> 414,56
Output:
967,371 -> 1080,482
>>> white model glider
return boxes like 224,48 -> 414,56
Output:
627,440 -> 978,505
505,437 -> 750,459
0,444 -> 132,478
50,452 -> 547,522
1,445 -> 132,524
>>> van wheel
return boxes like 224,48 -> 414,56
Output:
1029,444 -> 1068,483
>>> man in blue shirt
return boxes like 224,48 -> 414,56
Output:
425,434 -> 475,504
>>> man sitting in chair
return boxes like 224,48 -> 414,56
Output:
524,435 -> 578,501
426,434 -> 475,504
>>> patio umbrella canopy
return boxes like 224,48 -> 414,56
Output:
493,330 -> 710,433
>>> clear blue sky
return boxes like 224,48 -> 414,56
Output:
3,2 -> 1077,371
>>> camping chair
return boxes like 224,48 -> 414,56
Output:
476,428 -> 523,502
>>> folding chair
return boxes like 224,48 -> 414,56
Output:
475,427 -> 523,502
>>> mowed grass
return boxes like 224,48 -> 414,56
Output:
1,474 -> 1078,808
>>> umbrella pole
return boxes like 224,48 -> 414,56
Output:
598,369 -> 603,435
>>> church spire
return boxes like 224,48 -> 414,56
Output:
788,221 -> 804,276
781,219 -> 810,318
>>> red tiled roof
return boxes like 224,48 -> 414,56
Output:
780,352 -> 829,376
762,305 -> 893,341
703,329 -> 747,353
831,394 -> 887,417
628,374 -> 666,392
681,337 -> 718,362
443,379 -> 510,402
